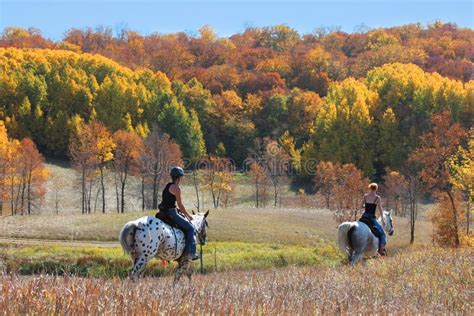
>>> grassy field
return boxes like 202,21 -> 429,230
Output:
1,248 -> 471,314
0,207 -> 432,245
0,206 -> 433,277
0,163 -> 469,314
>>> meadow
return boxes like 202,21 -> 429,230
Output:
0,199 -> 433,277
0,248 -> 471,314
0,163 -> 470,314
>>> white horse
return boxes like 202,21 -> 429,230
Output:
337,210 -> 394,266
119,211 -> 209,282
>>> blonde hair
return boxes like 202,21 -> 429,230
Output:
368,183 -> 378,191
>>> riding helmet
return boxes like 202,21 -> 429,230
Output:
170,166 -> 185,177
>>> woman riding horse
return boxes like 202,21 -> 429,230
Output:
360,183 -> 387,256
158,166 -> 199,261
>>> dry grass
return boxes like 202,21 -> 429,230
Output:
1,248 -> 471,314
0,207 -> 433,248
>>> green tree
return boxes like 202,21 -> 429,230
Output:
158,98 -> 206,160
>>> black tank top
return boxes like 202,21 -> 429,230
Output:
160,182 -> 177,210
364,195 -> 378,216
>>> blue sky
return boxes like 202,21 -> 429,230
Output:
1,0 -> 472,40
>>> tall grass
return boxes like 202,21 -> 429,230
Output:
0,241 -> 342,277
1,248 -> 471,314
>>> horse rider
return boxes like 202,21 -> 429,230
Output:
158,166 -> 199,261
360,182 -> 387,256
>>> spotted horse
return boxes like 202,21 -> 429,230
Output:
119,211 -> 209,282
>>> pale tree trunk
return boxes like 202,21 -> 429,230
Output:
100,167 -> 106,213
81,168 -> 86,214
192,169 -> 200,211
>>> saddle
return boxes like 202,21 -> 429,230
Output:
358,217 -> 379,238
155,211 -> 179,229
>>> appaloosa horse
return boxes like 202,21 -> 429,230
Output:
119,211 -> 209,282
337,210 -> 394,266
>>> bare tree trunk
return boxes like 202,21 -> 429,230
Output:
467,199 -> 471,235
446,189 -> 461,247
192,169 -> 200,211
121,171 -> 128,213
408,177 -> 417,245
114,174 -> 120,213
27,174 -> 32,215
141,176 -> 146,211
216,189 -> 221,208
100,167 -> 106,213
87,179 -> 93,214
10,177 -> 14,216
152,170 -> 158,210
325,192 -> 330,209
255,180 -> 259,208
55,190 -> 59,214
20,178 -> 25,216
273,180 -> 278,207
81,168 -> 86,214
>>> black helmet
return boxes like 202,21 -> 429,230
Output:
170,166 -> 185,177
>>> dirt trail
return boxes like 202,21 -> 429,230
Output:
0,237 -> 120,248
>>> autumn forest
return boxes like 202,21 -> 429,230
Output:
0,22 -> 472,246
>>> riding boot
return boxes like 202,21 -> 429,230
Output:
182,252 -> 200,261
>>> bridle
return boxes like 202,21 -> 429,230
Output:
195,216 -> 208,245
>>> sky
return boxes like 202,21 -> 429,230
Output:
1,0 -> 473,40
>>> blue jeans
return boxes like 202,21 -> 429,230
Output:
361,213 -> 387,246
167,208 -> 196,255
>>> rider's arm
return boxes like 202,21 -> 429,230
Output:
169,184 -> 193,221
377,197 -> 385,226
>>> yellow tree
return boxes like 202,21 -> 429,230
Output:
0,121 -> 9,214
448,128 -> 473,235
202,155 -> 234,209
69,120 -> 115,214
89,121 -> 115,213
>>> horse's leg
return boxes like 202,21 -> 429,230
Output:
130,254 -> 149,280
174,259 -> 189,284
350,251 -> 363,267
186,262 -> 194,282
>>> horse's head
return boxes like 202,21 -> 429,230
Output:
192,210 -> 210,245
383,210 -> 394,236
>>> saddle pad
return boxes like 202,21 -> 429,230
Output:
358,217 -> 379,237
155,212 -> 180,229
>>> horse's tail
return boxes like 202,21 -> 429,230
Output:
347,224 -> 356,251
119,221 -> 137,255
337,222 -> 357,256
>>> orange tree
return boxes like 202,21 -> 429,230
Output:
410,111 -> 467,247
